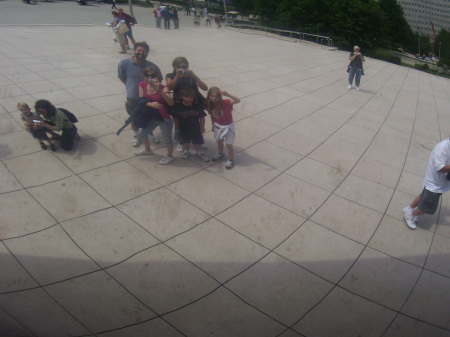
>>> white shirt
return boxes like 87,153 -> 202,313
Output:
423,139 -> 450,193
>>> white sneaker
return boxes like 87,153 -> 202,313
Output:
225,159 -> 235,169
196,151 -> 209,162
356,87 -> 360,91
348,85 -> 352,90
402,206 -> 412,213
403,211 -> 417,230
148,134 -> 160,144
131,135 -> 141,148
182,150 -> 191,159
177,143 -> 185,153
134,149 -> 154,156
403,206 -> 418,222
159,155 -> 174,165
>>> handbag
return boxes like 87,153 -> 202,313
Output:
116,21 -> 129,34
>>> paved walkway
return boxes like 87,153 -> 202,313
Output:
1,1 -> 450,336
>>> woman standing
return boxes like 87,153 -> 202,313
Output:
153,7 -> 162,29
348,45 -> 365,90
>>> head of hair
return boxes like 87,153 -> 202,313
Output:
172,56 -> 189,72
205,87 -> 222,115
354,45 -> 360,51
34,99 -> 56,115
134,41 -> 150,52
117,7 -> 123,12
112,11 -> 119,17
17,102 -> 29,110
142,65 -> 157,76
179,86 -> 196,98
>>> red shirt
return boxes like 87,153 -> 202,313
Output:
212,99 -> 233,126
139,82 -> 170,119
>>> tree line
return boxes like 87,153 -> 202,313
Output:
232,0 -> 449,67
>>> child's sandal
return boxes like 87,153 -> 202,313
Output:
50,144 -> 57,152
40,143 -> 48,150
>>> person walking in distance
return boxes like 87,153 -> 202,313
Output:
118,7 -> 137,50
347,45 -> 365,90
118,42 -> 163,147
403,138 -> 450,229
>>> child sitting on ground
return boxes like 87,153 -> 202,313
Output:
205,87 -> 240,169
17,102 -> 57,151
170,87 -> 209,162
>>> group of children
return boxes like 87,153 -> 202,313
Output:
133,56 -> 240,169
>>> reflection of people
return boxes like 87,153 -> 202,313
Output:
153,7 -> 162,28
134,66 -> 175,165
108,11 -> 126,54
111,0 -> 117,9
403,139 -> 450,230
118,42 -> 163,147
171,7 -> 179,29
170,87 -> 209,162
214,15 -> 221,29
34,100 -> 78,151
118,8 -> 137,50
166,56 -> 208,151
348,45 -> 365,90
162,6 -> 171,29
205,88 -> 240,169
18,102 -> 57,151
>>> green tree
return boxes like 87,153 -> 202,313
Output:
435,29 -> 450,67
378,0 -> 414,50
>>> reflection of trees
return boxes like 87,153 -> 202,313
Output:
233,0 -> 417,52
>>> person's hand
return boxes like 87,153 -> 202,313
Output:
150,78 -> 160,88
146,102 -> 162,109
220,90 -> 228,96
176,68 -> 190,78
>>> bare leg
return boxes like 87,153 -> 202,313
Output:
226,143 -> 234,159
166,145 -> 173,157
217,139 -> 224,154
409,195 -> 420,209
409,195 -> 426,216
141,138 -> 151,152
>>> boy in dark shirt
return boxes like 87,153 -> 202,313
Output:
170,87 -> 209,162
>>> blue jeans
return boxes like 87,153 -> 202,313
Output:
348,66 -> 362,87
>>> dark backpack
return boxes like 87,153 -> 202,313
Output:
58,108 -> 78,123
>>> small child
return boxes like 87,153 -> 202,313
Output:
170,87 -> 209,162
205,87 -> 240,169
17,102 -> 56,151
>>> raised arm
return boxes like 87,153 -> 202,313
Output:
221,91 -> 240,104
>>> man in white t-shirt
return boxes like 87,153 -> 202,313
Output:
403,138 -> 450,229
